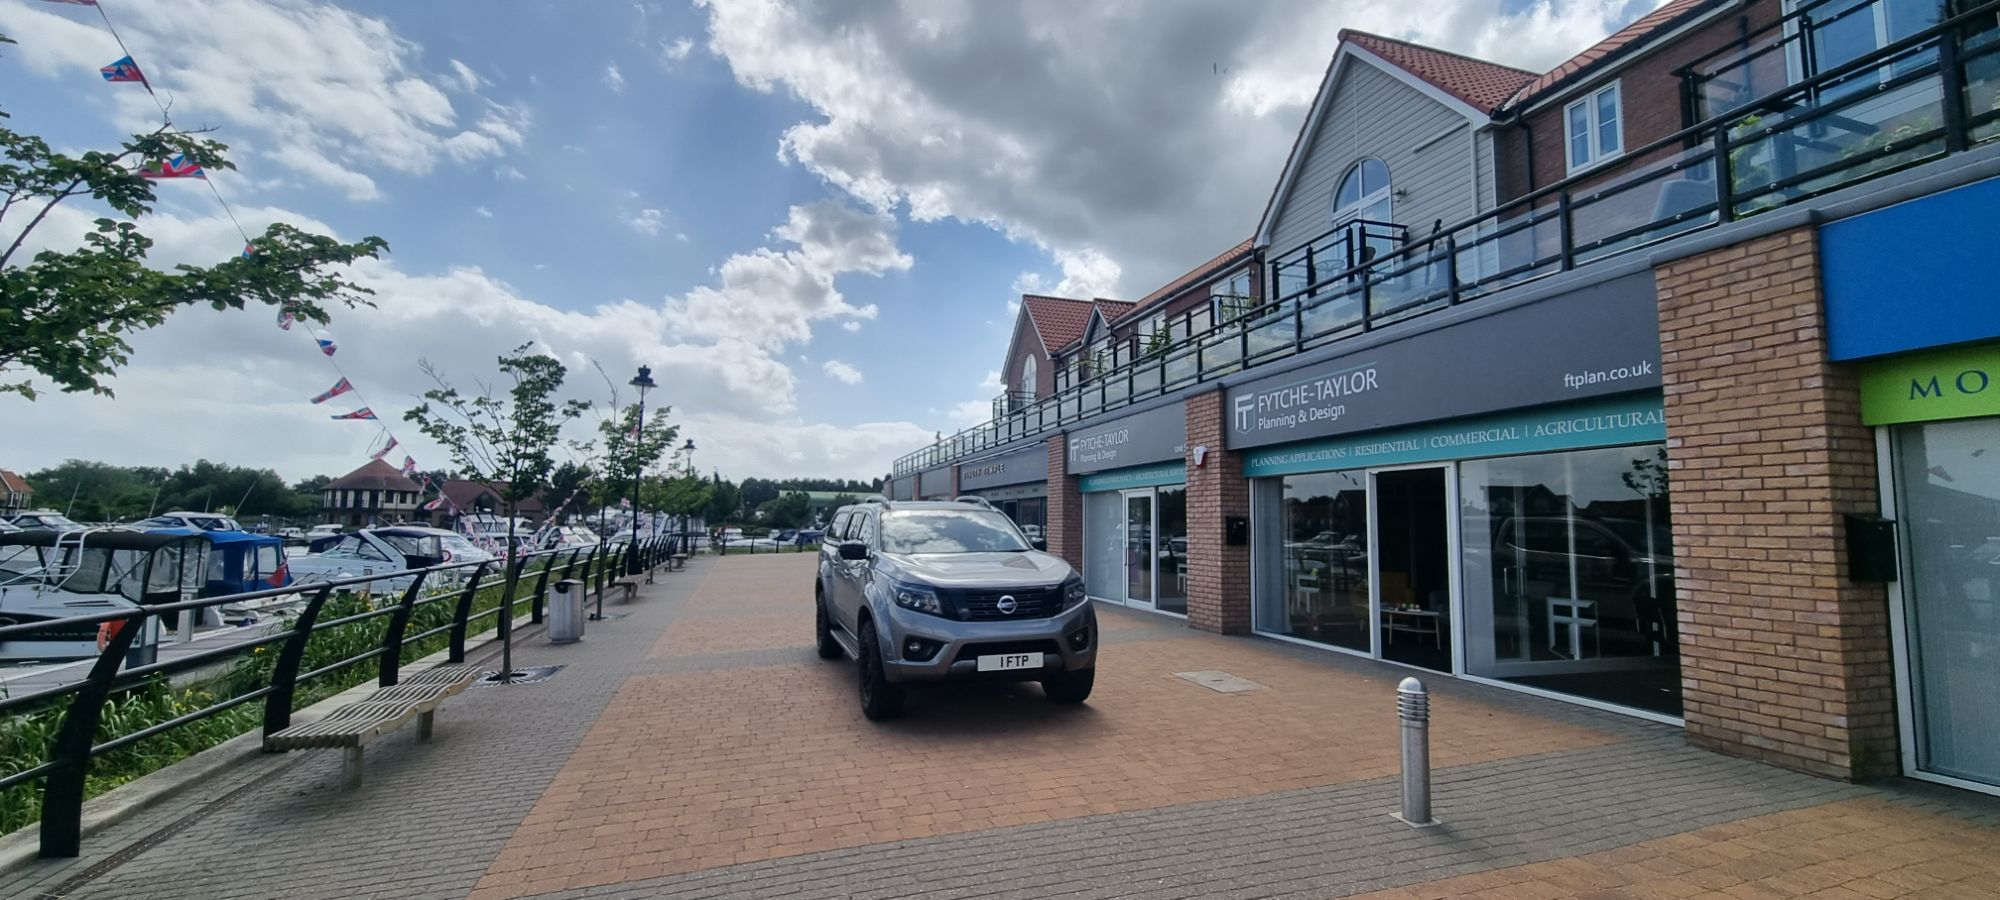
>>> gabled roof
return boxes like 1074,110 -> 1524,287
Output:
1113,238 -> 1256,325
327,459 -> 421,492
1502,0 -> 1721,111
439,479 -> 545,514
1020,295 -> 1097,353
1341,30 -> 1535,115
0,470 -> 29,495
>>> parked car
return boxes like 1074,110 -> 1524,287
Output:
814,499 -> 1094,720
792,528 -> 825,547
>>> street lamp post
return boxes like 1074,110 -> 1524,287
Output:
677,439 -> 695,556
627,365 -> 656,577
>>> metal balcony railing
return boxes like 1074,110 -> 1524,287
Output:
891,0 -> 2000,477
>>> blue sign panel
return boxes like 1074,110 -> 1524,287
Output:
1822,175 -> 2000,361
1242,392 -> 1665,477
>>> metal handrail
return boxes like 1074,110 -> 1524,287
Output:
0,538 -> 664,858
888,0 -> 1999,476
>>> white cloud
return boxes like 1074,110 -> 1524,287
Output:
447,59 -> 483,91
821,360 -> 863,384
0,198 -> 930,480
495,165 -> 527,182
475,206 -> 494,218
0,0 -> 534,197
694,0 -> 1654,295
661,36 -> 696,63
628,208 -> 667,236
604,64 -> 626,92
841,321 -> 861,333
675,232 -> 690,244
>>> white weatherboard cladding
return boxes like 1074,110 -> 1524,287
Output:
1267,59 -> 1482,262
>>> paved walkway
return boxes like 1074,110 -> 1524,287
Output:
6,553 -> 2000,899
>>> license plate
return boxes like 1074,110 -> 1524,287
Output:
976,652 -> 1044,672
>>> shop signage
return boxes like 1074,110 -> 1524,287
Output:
1224,272 -> 1661,450
1241,391 -> 1666,477
957,443 -> 1049,491
1822,176 -> 2000,361
918,466 -> 952,498
1066,403 -> 1187,474
1859,342 -> 2000,425
1078,461 -> 1188,493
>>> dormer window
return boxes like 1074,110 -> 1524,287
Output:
1332,158 -> 1393,226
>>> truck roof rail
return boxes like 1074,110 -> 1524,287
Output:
952,496 -> 994,509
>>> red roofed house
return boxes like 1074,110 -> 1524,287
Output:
321,460 -> 422,528
0,470 -> 32,517
1256,29 -> 1537,312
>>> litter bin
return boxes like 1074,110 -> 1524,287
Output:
549,579 -> 586,644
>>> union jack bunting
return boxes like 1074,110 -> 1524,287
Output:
370,437 -> 399,460
100,56 -> 146,84
316,338 -> 337,356
276,307 -> 294,331
243,244 -> 256,258
137,155 -> 205,179
401,456 -> 418,476
309,377 -> 353,404
424,497 -> 445,511
330,408 -> 377,421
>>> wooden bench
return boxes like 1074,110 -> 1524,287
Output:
264,664 -> 481,788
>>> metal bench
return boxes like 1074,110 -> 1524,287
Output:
264,664 -> 481,788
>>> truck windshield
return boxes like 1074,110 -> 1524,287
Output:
879,509 -> 1029,554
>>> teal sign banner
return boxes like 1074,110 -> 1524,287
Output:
1078,461 -> 1187,493
1242,392 -> 1665,477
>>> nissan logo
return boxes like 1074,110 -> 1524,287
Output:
996,595 -> 1018,615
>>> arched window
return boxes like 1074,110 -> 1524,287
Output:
1019,355 -> 1038,400
1332,158 -> 1392,225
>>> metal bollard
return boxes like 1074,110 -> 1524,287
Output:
1395,677 -> 1440,827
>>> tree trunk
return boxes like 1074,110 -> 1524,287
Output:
498,501 -> 519,682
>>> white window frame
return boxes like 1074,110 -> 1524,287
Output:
1563,82 -> 1625,174
1018,355 -> 1038,400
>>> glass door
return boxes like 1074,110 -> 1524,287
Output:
1371,467 -> 1454,672
1124,490 -> 1156,609
1082,491 -> 1125,602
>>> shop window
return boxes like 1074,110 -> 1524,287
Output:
1460,444 -> 1680,716
1893,417 -> 2000,789
1564,83 -> 1623,173
1253,470 -> 1371,653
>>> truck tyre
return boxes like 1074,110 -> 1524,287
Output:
857,625 -> 905,720
815,592 -> 843,660
1043,667 -> 1095,705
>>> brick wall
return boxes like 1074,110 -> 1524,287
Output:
1185,391 -> 1252,635
1046,435 -> 1083,570
1655,227 -> 1897,780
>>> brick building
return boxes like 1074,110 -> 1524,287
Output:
887,0 -> 2000,794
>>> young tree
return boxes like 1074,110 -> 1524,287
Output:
0,102 -> 388,397
591,402 -> 678,550
404,344 -> 589,680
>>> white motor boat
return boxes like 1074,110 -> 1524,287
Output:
0,529 -> 206,662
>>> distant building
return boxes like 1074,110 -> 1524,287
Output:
0,470 -> 33,516
321,460 -> 422,527
427,480 -> 547,528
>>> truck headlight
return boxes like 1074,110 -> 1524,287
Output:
1063,576 -> 1087,608
892,582 -> 944,616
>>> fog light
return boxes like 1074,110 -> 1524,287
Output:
902,637 -> 943,661
1067,627 -> 1091,652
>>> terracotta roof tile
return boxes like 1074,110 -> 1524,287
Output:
1115,239 -> 1257,323
327,459 -> 421,492
1020,295 -> 1096,352
1504,0 -> 1716,109
0,469 -> 29,495
1341,30 -> 1536,114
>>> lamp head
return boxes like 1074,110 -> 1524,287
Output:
629,366 -> 657,390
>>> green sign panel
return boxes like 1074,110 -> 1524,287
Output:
1859,342 -> 2000,425
1077,461 -> 1186,493
1242,392 -> 1666,477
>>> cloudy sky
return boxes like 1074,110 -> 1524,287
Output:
0,0 -> 1656,484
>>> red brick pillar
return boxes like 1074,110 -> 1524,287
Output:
1046,435 -> 1083,570
1186,390 -> 1251,634
1655,227 -> 1896,779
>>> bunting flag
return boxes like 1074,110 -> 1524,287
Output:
309,377 -> 354,404
243,244 -> 256,258
316,338 -> 337,356
100,56 -> 146,84
330,408 -> 377,421
424,497 -> 445,511
137,155 -> 205,179
401,456 -> 418,477
369,437 -> 398,460
276,307 -> 294,331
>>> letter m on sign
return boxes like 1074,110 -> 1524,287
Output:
1911,376 -> 1943,400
